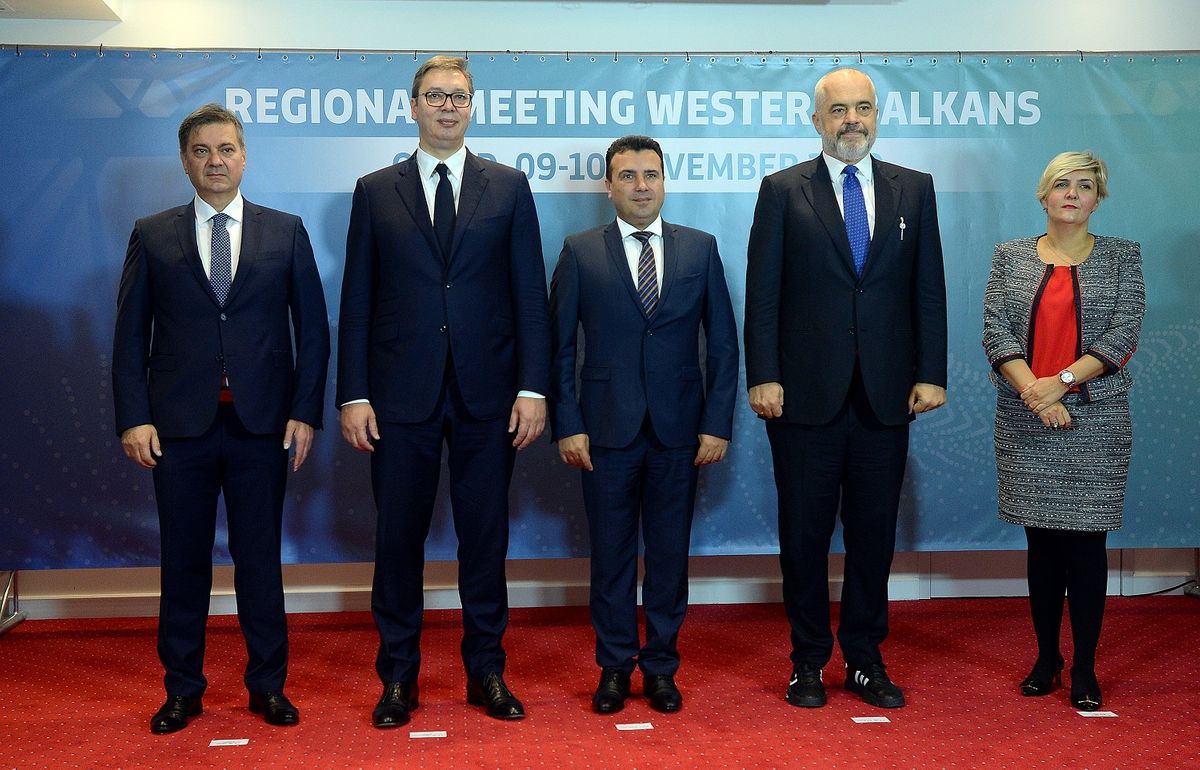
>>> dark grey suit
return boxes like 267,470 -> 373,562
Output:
745,155 -> 946,668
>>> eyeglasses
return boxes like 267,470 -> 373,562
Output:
422,91 -> 473,108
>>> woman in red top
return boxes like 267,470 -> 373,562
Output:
982,151 -> 1145,712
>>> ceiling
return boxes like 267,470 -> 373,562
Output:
0,0 -> 120,20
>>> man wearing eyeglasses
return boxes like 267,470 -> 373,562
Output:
338,55 -> 550,728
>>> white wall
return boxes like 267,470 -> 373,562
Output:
3,0 -> 1197,619
2,0 -> 1198,53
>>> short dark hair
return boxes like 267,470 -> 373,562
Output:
411,55 -> 474,98
177,103 -> 245,153
605,135 -> 664,181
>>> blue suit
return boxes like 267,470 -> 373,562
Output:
550,220 -> 738,674
338,151 -> 550,683
112,200 -> 330,697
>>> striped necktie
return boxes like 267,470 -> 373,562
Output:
632,231 -> 658,316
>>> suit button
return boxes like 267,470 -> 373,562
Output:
219,313 -> 227,321
849,328 -> 856,335
440,325 -> 448,333
444,282 -> 452,289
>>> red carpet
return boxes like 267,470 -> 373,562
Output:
1,598 -> 1197,768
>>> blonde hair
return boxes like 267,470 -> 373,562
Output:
1036,151 -> 1109,204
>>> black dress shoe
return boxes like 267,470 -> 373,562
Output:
845,663 -> 905,708
467,672 -> 525,720
1070,668 -> 1103,711
644,674 -> 682,713
1019,655 -> 1064,696
786,664 -> 827,708
150,695 -> 202,735
593,668 -> 632,714
249,691 -> 300,726
372,682 -> 419,729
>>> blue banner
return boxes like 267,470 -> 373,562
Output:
2,50 -> 1196,569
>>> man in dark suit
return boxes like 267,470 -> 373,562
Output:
550,136 -> 738,715
338,56 -> 551,727
113,104 -> 330,733
744,68 -> 947,709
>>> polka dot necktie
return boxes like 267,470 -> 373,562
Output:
842,165 -> 870,275
209,212 -> 232,305
632,231 -> 658,316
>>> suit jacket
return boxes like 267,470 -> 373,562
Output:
982,235 -> 1144,403
337,151 -> 551,423
744,155 -> 947,426
112,200 -> 331,437
550,220 -> 739,449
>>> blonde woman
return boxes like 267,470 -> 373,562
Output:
982,151 -> 1145,711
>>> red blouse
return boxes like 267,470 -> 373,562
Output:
1029,265 -> 1079,386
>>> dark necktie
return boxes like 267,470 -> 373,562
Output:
842,165 -> 870,275
210,212 -> 232,305
632,231 -> 659,316
434,163 -> 456,259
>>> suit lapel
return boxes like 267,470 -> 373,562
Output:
603,222 -> 645,316
863,159 -> 900,278
395,155 -> 441,258
655,222 -> 680,315
450,152 -> 488,263
223,200 -> 260,307
801,158 -> 857,276
175,202 -> 221,306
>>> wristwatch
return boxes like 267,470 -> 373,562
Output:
1058,369 -> 1077,387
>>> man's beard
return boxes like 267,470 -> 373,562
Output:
826,129 -> 873,164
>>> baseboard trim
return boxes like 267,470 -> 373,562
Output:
13,549 -> 1198,620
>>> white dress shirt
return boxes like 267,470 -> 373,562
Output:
822,152 -> 876,237
615,216 -> 664,290
415,145 -> 466,223
192,192 -> 244,278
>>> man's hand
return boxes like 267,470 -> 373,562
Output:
121,423 -> 161,468
340,402 -> 380,452
283,419 -> 315,471
694,434 -> 729,466
749,382 -> 784,418
558,433 -> 593,471
908,383 -> 947,414
509,396 -> 546,450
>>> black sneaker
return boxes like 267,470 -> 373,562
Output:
845,663 -> 905,708
785,664 -> 827,708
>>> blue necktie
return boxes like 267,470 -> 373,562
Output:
632,231 -> 659,316
210,212 -> 232,305
842,165 -> 870,275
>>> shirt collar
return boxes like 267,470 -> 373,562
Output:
822,152 -> 874,186
193,192 -> 244,224
416,145 -> 468,181
616,215 -> 663,239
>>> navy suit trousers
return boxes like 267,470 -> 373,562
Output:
369,367 -> 516,684
583,420 -> 698,676
153,403 -> 289,697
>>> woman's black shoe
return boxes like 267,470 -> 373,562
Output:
1070,668 -> 1102,711
1019,655 -> 1064,696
